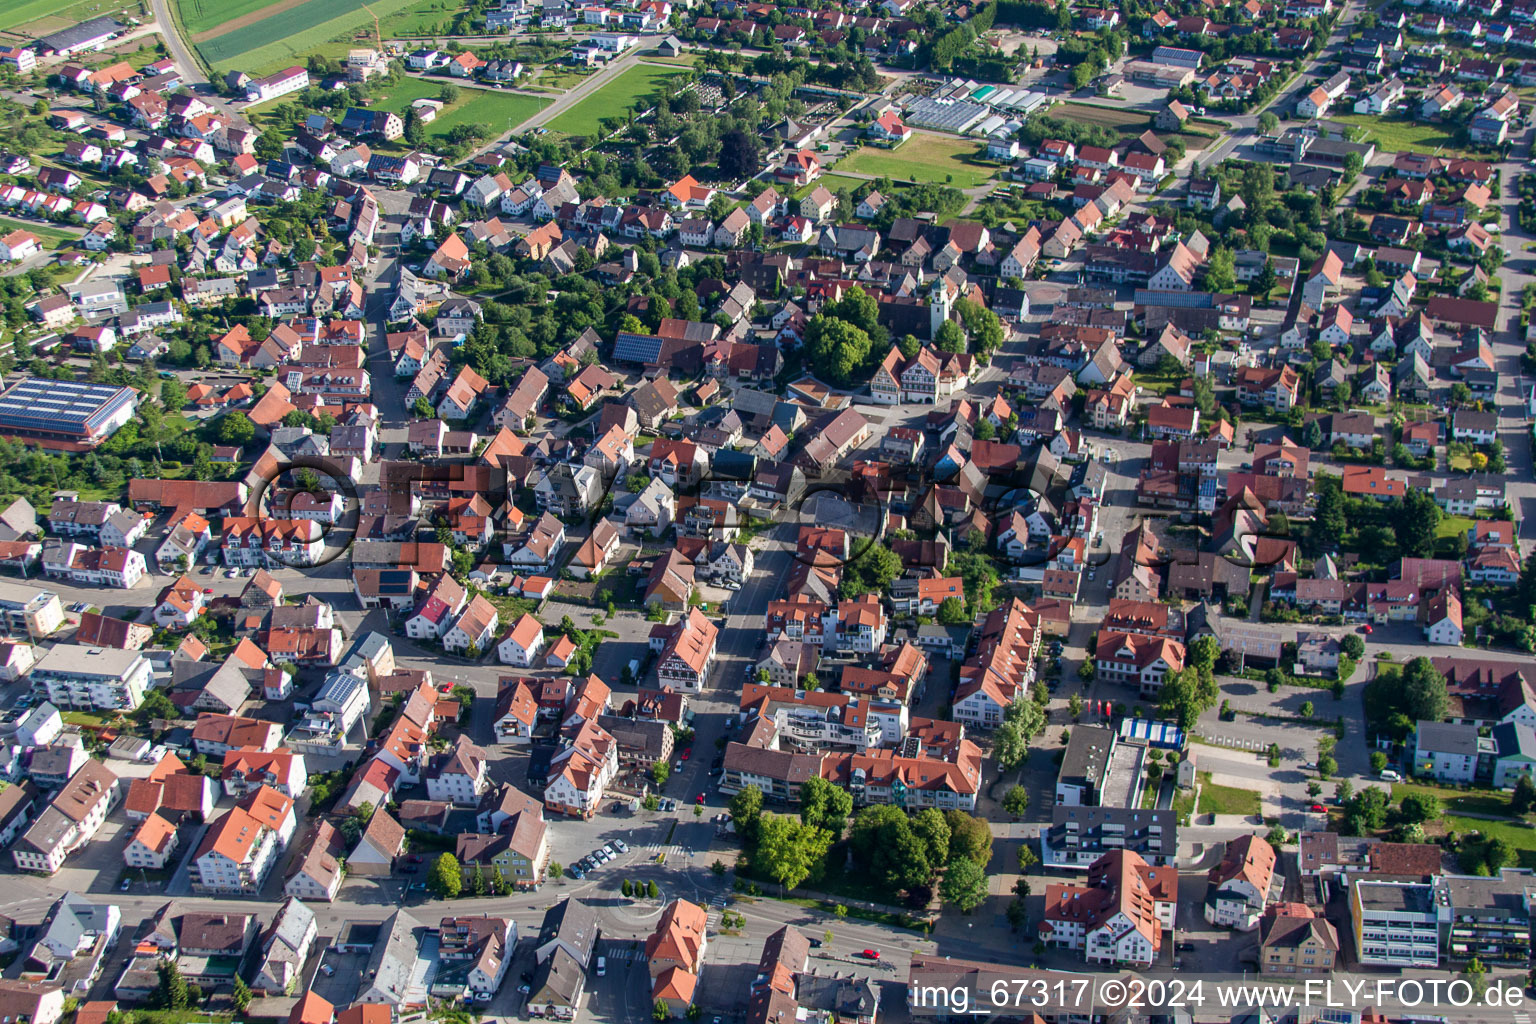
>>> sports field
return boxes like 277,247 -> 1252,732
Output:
546,64 -> 691,137
837,133 -> 994,188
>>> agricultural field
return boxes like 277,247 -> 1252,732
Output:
0,0 -> 141,37
172,0 -> 275,38
794,172 -> 869,199
1052,101 -> 1149,132
372,78 -> 549,138
546,63 -> 692,137
837,133 -> 995,188
190,0 -> 422,75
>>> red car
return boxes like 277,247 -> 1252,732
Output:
1360,624 -> 1374,634
1309,803 -> 1326,812
859,949 -> 880,960
681,749 -> 691,761
695,793 -> 705,804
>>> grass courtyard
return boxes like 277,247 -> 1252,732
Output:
546,64 -> 692,137
836,133 -> 995,188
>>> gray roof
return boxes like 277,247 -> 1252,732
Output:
1438,870 -> 1534,918
1416,719 -> 1480,756
1058,725 -> 1114,788
1494,721 -> 1536,762
529,945 -> 585,1007
1353,878 -> 1437,913
362,909 -> 424,1004
536,898 -> 598,965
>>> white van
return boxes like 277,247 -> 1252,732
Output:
596,957 -> 606,977
1379,769 -> 1402,782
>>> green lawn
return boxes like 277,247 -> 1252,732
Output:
0,217 -> 78,248
837,133 -> 995,188
546,64 -> 692,137
793,173 -> 869,199
1331,114 -> 1468,155
1435,514 -> 1477,540
1444,815 -> 1536,869
1196,772 -> 1262,816
0,0 -> 139,33
1392,780 -> 1513,819
376,0 -> 463,37
426,88 -> 548,140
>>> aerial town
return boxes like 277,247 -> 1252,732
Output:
0,0 -> 1529,1019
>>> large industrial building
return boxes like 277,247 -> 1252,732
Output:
0,379 -> 138,449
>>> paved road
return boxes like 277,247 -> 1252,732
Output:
144,0 -> 207,87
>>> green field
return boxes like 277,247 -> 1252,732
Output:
1445,815 -> 1536,868
1195,771 -> 1262,817
1391,780 -> 1514,819
0,0 -> 139,34
546,63 -> 692,137
1331,114 -> 1466,155
197,0 -> 421,74
173,0 -> 277,37
1051,101 -> 1148,130
373,78 -> 549,138
377,0 -> 465,37
836,133 -> 995,188
0,217 -> 79,249
793,172 -> 868,199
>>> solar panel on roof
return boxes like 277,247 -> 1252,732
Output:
0,379 -> 135,436
612,333 -> 664,365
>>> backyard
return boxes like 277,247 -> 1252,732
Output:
836,132 -> 995,188
546,63 -> 693,137
1175,771 -> 1262,819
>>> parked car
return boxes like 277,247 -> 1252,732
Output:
858,949 -> 880,960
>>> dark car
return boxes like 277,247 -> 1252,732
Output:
808,938 -> 822,949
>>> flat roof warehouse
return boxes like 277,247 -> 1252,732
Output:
0,379 -> 139,448
33,16 -> 123,56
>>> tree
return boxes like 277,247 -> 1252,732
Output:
944,809 -> 993,865
1005,696 -> 1046,741
1303,418 -> 1325,450
1397,792 -> 1439,825
1463,957 -> 1490,1004
993,719 -> 1028,771
439,84 -> 460,104
1311,481 -> 1347,551
217,411 -> 255,446
1299,700 -> 1314,718
1341,633 -> 1365,659
939,855 -> 988,913
135,688 -> 177,725
1159,667 -> 1215,730
652,761 -> 671,785
730,785 -> 765,844
911,807 -> 952,868
1204,247 -> 1237,294
1370,751 -> 1388,774
1402,656 -> 1450,724
973,418 -> 996,441
158,376 -> 186,412
852,805 -> 932,892
1514,774 -> 1536,815
799,776 -> 852,835
430,853 -> 463,898
1002,784 -> 1030,817
1068,694 -> 1084,721
898,333 -> 921,358
934,318 -> 967,354
1257,111 -> 1280,135
155,961 -> 189,1010
622,878 -> 634,897
654,999 -> 670,1021
232,979 -> 251,1013
937,596 -> 969,624
413,396 -> 434,418
1342,786 -> 1390,835
1399,489 -> 1441,559
718,129 -> 761,179
805,315 -> 872,386
754,812 -> 831,893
